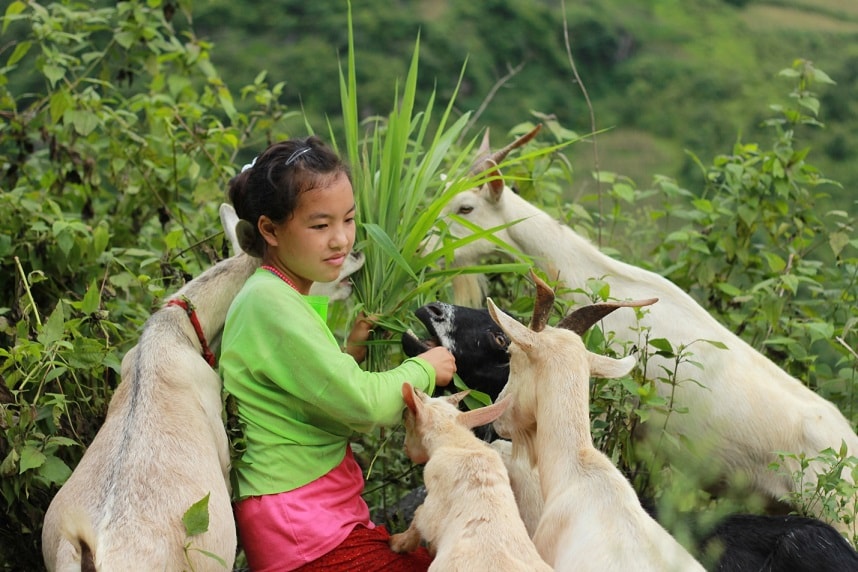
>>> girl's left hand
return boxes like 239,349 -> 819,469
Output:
344,312 -> 377,363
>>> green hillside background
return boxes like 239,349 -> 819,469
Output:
194,0 -> 858,213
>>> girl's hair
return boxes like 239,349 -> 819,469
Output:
228,136 -> 351,257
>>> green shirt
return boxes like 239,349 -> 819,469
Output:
220,269 -> 436,499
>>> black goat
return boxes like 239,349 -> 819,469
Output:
700,513 -> 858,571
402,302 -> 508,401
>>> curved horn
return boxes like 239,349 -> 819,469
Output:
529,269 -> 555,332
470,124 -> 543,175
557,298 -> 659,336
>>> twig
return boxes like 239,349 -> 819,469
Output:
561,0 -> 602,246
14,255 -> 42,328
837,336 -> 858,361
465,61 -> 526,142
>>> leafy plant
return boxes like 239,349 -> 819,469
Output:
0,1 -> 296,568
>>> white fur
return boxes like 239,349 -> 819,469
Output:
488,300 -> 705,571
439,132 -> 858,531
490,439 -> 543,537
41,205 -> 365,571
390,383 -> 552,571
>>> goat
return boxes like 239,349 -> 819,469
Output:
487,285 -> 705,571
42,204 -> 365,571
435,124 -> 858,533
700,513 -> 858,571
389,383 -> 553,571
405,290 -> 858,570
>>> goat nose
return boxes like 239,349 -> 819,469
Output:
427,303 -> 444,317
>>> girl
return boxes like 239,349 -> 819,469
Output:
220,136 -> 456,571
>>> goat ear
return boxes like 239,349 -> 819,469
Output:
486,168 -> 505,201
487,298 -> 534,351
589,353 -> 636,379
219,203 -> 242,254
401,382 -> 421,416
458,395 -> 512,430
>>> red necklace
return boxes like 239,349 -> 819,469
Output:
261,264 -> 301,292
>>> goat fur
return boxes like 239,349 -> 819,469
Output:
390,383 -> 552,571
488,297 -> 705,571
42,204 -> 364,571
439,126 -> 858,533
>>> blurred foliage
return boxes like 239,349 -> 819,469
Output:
188,0 -> 858,211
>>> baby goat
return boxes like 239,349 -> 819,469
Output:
488,289 -> 705,571
390,383 -> 552,571
436,125 -> 858,533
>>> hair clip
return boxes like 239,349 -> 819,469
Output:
285,146 -> 312,166
241,156 -> 258,173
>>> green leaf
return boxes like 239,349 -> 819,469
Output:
3,2 -> 28,33
183,493 -> 211,537
6,39 -> 31,66
649,338 -> 674,354
64,109 -> 100,136
716,282 -> 742,297
81,280 -> 101,315
19,446 -> 46,474
829,232 -> 849,257
38,456 -> 72,485
43,64 -> 66,88
361,223 -> 418,281
804,321 -> 834,342
763,252 -> 786,273
38,304 -> 65,347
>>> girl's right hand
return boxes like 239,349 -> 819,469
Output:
418,346 -> 457,387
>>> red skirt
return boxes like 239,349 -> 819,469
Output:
293,525 -> 432,572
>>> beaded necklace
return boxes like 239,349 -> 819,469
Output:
261,264 -> 301,293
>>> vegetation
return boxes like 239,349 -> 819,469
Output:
1,1 -> 856,570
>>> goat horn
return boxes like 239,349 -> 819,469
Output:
469,124 -> 542,175
557,298 -> 659,335
529,269 -> 555,332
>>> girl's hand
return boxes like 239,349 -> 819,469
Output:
344,312 -> 376,363
418,346 -> 457,387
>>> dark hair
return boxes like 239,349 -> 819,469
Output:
228,136 -> 351,257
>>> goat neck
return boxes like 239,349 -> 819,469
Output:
488,300 -> 593,471
164,253 -> 259,356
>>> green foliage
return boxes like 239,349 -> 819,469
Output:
2,1 -> 857,569
0,1 -> 295,568
182,493 -> 228,570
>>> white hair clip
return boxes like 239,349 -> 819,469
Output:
241,156 -> 257,173
285,146 -> 312,166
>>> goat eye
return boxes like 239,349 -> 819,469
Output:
457,205 -> 473,215
493,333 -> 509,349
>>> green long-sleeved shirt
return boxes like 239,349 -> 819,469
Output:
220,269 -> 435,499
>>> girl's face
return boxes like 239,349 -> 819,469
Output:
259,172 -> 356,294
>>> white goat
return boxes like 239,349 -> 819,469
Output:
489,439 -> 543,538
488,292 -> 705,571
42,205 -> 364,571
390,383 -> 553,571
440,125 -> 858,531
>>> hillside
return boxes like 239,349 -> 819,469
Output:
195,0 -> 858,213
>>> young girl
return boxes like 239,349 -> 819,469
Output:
219,136 -> 456,571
